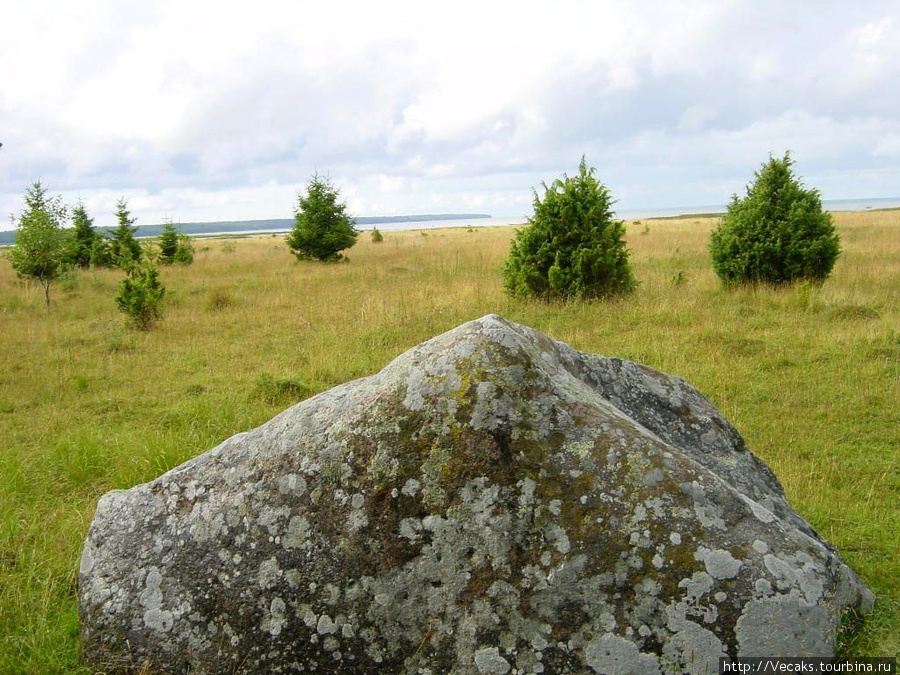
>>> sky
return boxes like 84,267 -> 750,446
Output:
2,0 -> 899,229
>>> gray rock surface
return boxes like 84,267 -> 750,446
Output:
79,314 -> 874,673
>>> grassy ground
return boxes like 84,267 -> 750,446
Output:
0,212 -> 897,671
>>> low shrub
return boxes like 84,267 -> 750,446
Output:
710,153 -> 841,285
504,157 -> 636,300
115,262 -> 165,330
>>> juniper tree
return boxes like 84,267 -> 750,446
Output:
710,153 -> 840,285
116,260 -> 165,330
503,157 -> 635,300
173,234 -> 194,264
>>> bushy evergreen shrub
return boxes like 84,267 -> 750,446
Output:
115,261 -> 165,330
287,174 -> 358,262
503,157 -> 635,300
710,153 -> 840,285
371,227 -> 384,244
89,237 -> 114,268
173,235 -> 194,264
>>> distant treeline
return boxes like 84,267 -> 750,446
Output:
0,213 -> 492,246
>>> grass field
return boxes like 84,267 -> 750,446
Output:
1,211 -> 898,671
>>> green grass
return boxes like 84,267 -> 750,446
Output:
1,211 -> 898,671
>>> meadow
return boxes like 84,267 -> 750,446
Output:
0,211 -> 897,671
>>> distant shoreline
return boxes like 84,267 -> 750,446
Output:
0,213 -> 494,245
126,213 -> 494,239
617,196 -> 900,222
1,198 -> 899,245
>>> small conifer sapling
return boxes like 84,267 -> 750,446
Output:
286,174 -> 358,262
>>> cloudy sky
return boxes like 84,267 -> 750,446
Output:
2,0 -> 899,229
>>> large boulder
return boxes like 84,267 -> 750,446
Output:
80,315 -> 873,673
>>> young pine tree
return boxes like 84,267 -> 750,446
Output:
286,174 -> 358,262
157,221 -> 179,264
504,157 -> 635,300
110,198 -> 142,266
710,153 -> 840,285
9,181 -> 72,311
71,201 -> 98,268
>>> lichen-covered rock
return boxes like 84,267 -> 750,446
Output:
79,315 -> 873,673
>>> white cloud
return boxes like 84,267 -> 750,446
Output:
378,174 -> 404,193
873,135 -> 900,159
677,106 -> 718,133
1,0 -> 899,227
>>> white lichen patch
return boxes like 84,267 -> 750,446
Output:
543,524 -> 571,554
347,510 -> 369,533
474,646 -> 511,674
585,633 -> 660,674
680,481 -> 728,531
470,381 -> 520,433
740,493 -> 777,524
679,571 -> 714,601
277,473 -> 307,496
763,553 -> 826,603
696,547 -> 743,580
257,557 -> 281,589
262,597 -> 287,637
188,501 -> 227,544
282,515 -> 310,549
256,505 -> 290,536
316,614 -> 338,636
642,468 -> 665,487
143,607 -> 174,633
302,609 -> 318,628
662,621 -> 726,673
399,517 -> 423,541
79,541 -> 95,575
140,567 -> 164,610
693,504 -> 726,531
401,478 -> 421,497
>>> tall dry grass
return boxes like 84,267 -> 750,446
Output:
0,212 -> 897,670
